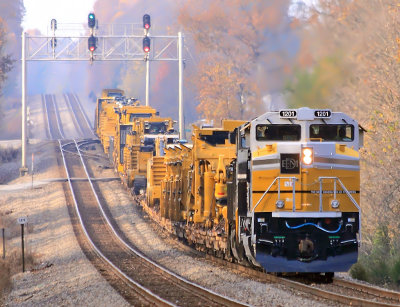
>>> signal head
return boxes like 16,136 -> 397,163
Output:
143,37 -> 150,53
51,19 -> 57,31
88,35 -> 97,52
143,14 -> 151,30
88,13 -> 96,28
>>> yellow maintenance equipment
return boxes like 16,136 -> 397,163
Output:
148,120 -> 246,229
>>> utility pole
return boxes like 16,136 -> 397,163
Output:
178,32 -> 184,140
20,32 -> 28,176
145,58 -> 150,106
143,14 -> 151,107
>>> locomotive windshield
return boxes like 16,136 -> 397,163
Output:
309,124 -> 354,142
256,124 -> 301,141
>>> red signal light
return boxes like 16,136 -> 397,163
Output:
143,14 -> 151,30
88,35 -> 97,52
143,37 -> 150,53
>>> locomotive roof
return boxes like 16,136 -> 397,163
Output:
252,107 -> 359,126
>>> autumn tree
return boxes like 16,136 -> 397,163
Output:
0,0 -> 24,98
178,0 -> 294,123
0,18 -> 13,117
288,1 -> 400,284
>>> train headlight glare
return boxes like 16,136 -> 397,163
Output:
302,148 -> 313,165
331,200 -> 340,208
276,200 -> 285,208
303,156 -> 312,164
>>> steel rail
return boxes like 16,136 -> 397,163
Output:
61,140 -> 104,159
58,139 -> 174,307
63,93 -> 84,137
44,94 -> 63,140
72,93 -> 94,133
42,94 -> 52,139
333,278 -> 400,303
74,140 -> 248,307
206,255 -> 400,307
67,93 -> 94,138
75,140 -> 113,161
51,95 -> 65,139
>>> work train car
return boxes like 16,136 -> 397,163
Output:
94,89 -> 126,153
114,104 -> 178,191
94,89 -> 178,190
145,107 -> 363,273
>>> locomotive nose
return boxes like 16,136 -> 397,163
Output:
299,238 -> 314,258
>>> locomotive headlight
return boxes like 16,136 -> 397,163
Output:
302,148 -> 313,165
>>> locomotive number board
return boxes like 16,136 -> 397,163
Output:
279,109 -> 332,119
279,110 -> 297,118
314,110 -> 332,118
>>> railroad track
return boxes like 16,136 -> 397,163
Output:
43,94 -> 65,140
58,139 -> 247,306
206,255 -> 400,307
64,93 -> 94,138
43,92 -> 92,140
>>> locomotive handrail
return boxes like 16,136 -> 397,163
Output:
318,176 -> 362,244
250,176 -> 297,245
318,177 -> 360,211
252,176 -> 298,214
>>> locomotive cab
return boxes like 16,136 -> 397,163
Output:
233,108 -> 361,272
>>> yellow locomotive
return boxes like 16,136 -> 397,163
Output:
145,107 -> 363,273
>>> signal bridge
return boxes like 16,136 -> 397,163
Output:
20,14 -> 185,175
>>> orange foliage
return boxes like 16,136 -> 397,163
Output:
178,0 -> 291,123
300,0 -> 400,246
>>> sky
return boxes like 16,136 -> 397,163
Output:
22,0 -> 97,34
